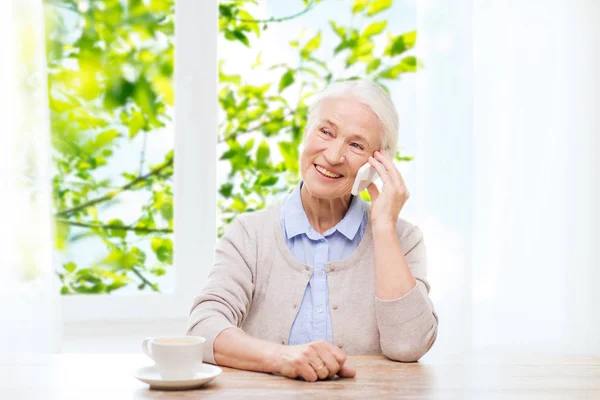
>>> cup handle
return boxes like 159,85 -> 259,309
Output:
141,337 -> 153,360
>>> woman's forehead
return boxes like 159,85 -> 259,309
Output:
317,98 -> 382,140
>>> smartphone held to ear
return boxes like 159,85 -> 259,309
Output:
351,162 -> 378,196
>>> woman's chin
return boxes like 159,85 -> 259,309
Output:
304,177 -> 350,199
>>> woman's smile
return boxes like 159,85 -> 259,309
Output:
314,163 -> 344,180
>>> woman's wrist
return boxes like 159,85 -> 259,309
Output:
264,343 -> 285,374
372,220 -> 396,236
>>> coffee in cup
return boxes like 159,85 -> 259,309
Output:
141,336 -> 205,380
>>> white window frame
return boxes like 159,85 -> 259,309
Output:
61,0 -> 218,325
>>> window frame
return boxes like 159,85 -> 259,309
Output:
61,0 -> 218,324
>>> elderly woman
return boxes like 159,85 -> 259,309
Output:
187,79 -> 438,382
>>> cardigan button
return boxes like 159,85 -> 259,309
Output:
338,343 -> 344,349
333,305 -> 338,310
292,304 -> 297,309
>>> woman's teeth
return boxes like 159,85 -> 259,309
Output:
315,164 -> 342,179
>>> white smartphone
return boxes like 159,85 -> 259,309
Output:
351,162 -> 378,196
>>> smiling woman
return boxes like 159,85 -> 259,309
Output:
188,79 -> 438,382
300,80 -> 398,206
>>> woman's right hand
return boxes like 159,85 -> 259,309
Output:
272,340 -> 357,382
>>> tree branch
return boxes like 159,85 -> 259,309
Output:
218,110 -> 296,143
131,267 -> 159,292
233,1 -> 316,23
138,130 -> 148,178
56,219 -> 173,234
55,157 -> 173,217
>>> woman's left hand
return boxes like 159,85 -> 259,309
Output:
366,150 -> 410,231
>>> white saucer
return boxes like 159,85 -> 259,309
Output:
135,364 -> 222,390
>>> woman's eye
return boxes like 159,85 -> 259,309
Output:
351,143 -> 364,150
320,128 -> 331,136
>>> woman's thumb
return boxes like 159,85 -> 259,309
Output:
338,365 -> 356,378
366,182 -> 379,202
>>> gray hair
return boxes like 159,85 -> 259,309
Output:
304,80 -> 399,159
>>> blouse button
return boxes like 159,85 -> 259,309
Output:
338,343 -> 344,349
292,304 -> 297,309
333,305 -> 338,310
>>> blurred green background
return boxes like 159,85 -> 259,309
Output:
45,0 -> 419,294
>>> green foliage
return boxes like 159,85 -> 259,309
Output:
45,0 -> 175,294
46,0 -> 419,294
216,0 -> 420,235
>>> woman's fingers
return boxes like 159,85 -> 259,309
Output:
315,348 -> 341,379
368,156 -> 392,187
366,182 -> 379,202
299,362 -> 318,382
309,356 -> 330,380
338,365 -> 357,378
374,151 -> 405,190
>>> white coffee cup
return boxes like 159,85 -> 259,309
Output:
141,336 -> 205,380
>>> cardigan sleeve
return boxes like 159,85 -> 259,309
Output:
375,225 -> 439,362
186,218 -> 256,364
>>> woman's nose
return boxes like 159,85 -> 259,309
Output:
323,142 -> 345,164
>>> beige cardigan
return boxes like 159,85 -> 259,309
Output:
187,199 -> 438,364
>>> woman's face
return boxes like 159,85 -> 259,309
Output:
300,97 -> 383,199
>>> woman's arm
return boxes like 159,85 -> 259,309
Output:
373,225 -> 439,362
213,327 -> 356,381
187,218 -> 256,364
212,327 -> 281,373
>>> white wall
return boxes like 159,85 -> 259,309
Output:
418,0 -> 600,360
471,0 -> 600,355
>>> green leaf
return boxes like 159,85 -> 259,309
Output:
95,130 -> 120,150
278,69 -> 295,93
362,21 -> 387,38
257,174 -> 279,186
219,4 -> 233,18
366,58 -> 381,73
151,238 -> 173,263
219,182 -> 233,198
243,138 -> 255,152
63,262 -> 77,273
107,219 -> 127,239
329,21 -> 346,40
128,110 -> 146,139
386,31 -> 417,56
104,77 -> 135,109
352,0 -> 370,14
160,202 -> 173,220
232,30 -> 250,47
366,0 -> 392,16
133,77 -> 158,124
256,140 -> 270,169
151,267 -> 167,277
231,196 -> 246,212
301,32 -> 321,59
378,56 -> 419,79
278,141 -> 299,173
55,222 -> 70,250
219,71 -> 241,85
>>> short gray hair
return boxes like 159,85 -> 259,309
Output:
305,80 -> 399,159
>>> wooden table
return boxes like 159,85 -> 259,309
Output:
1,354 -> 599,399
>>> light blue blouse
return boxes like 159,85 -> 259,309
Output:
280,181 -> 368,345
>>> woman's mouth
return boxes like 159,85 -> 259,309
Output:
314,164 -> 343,180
